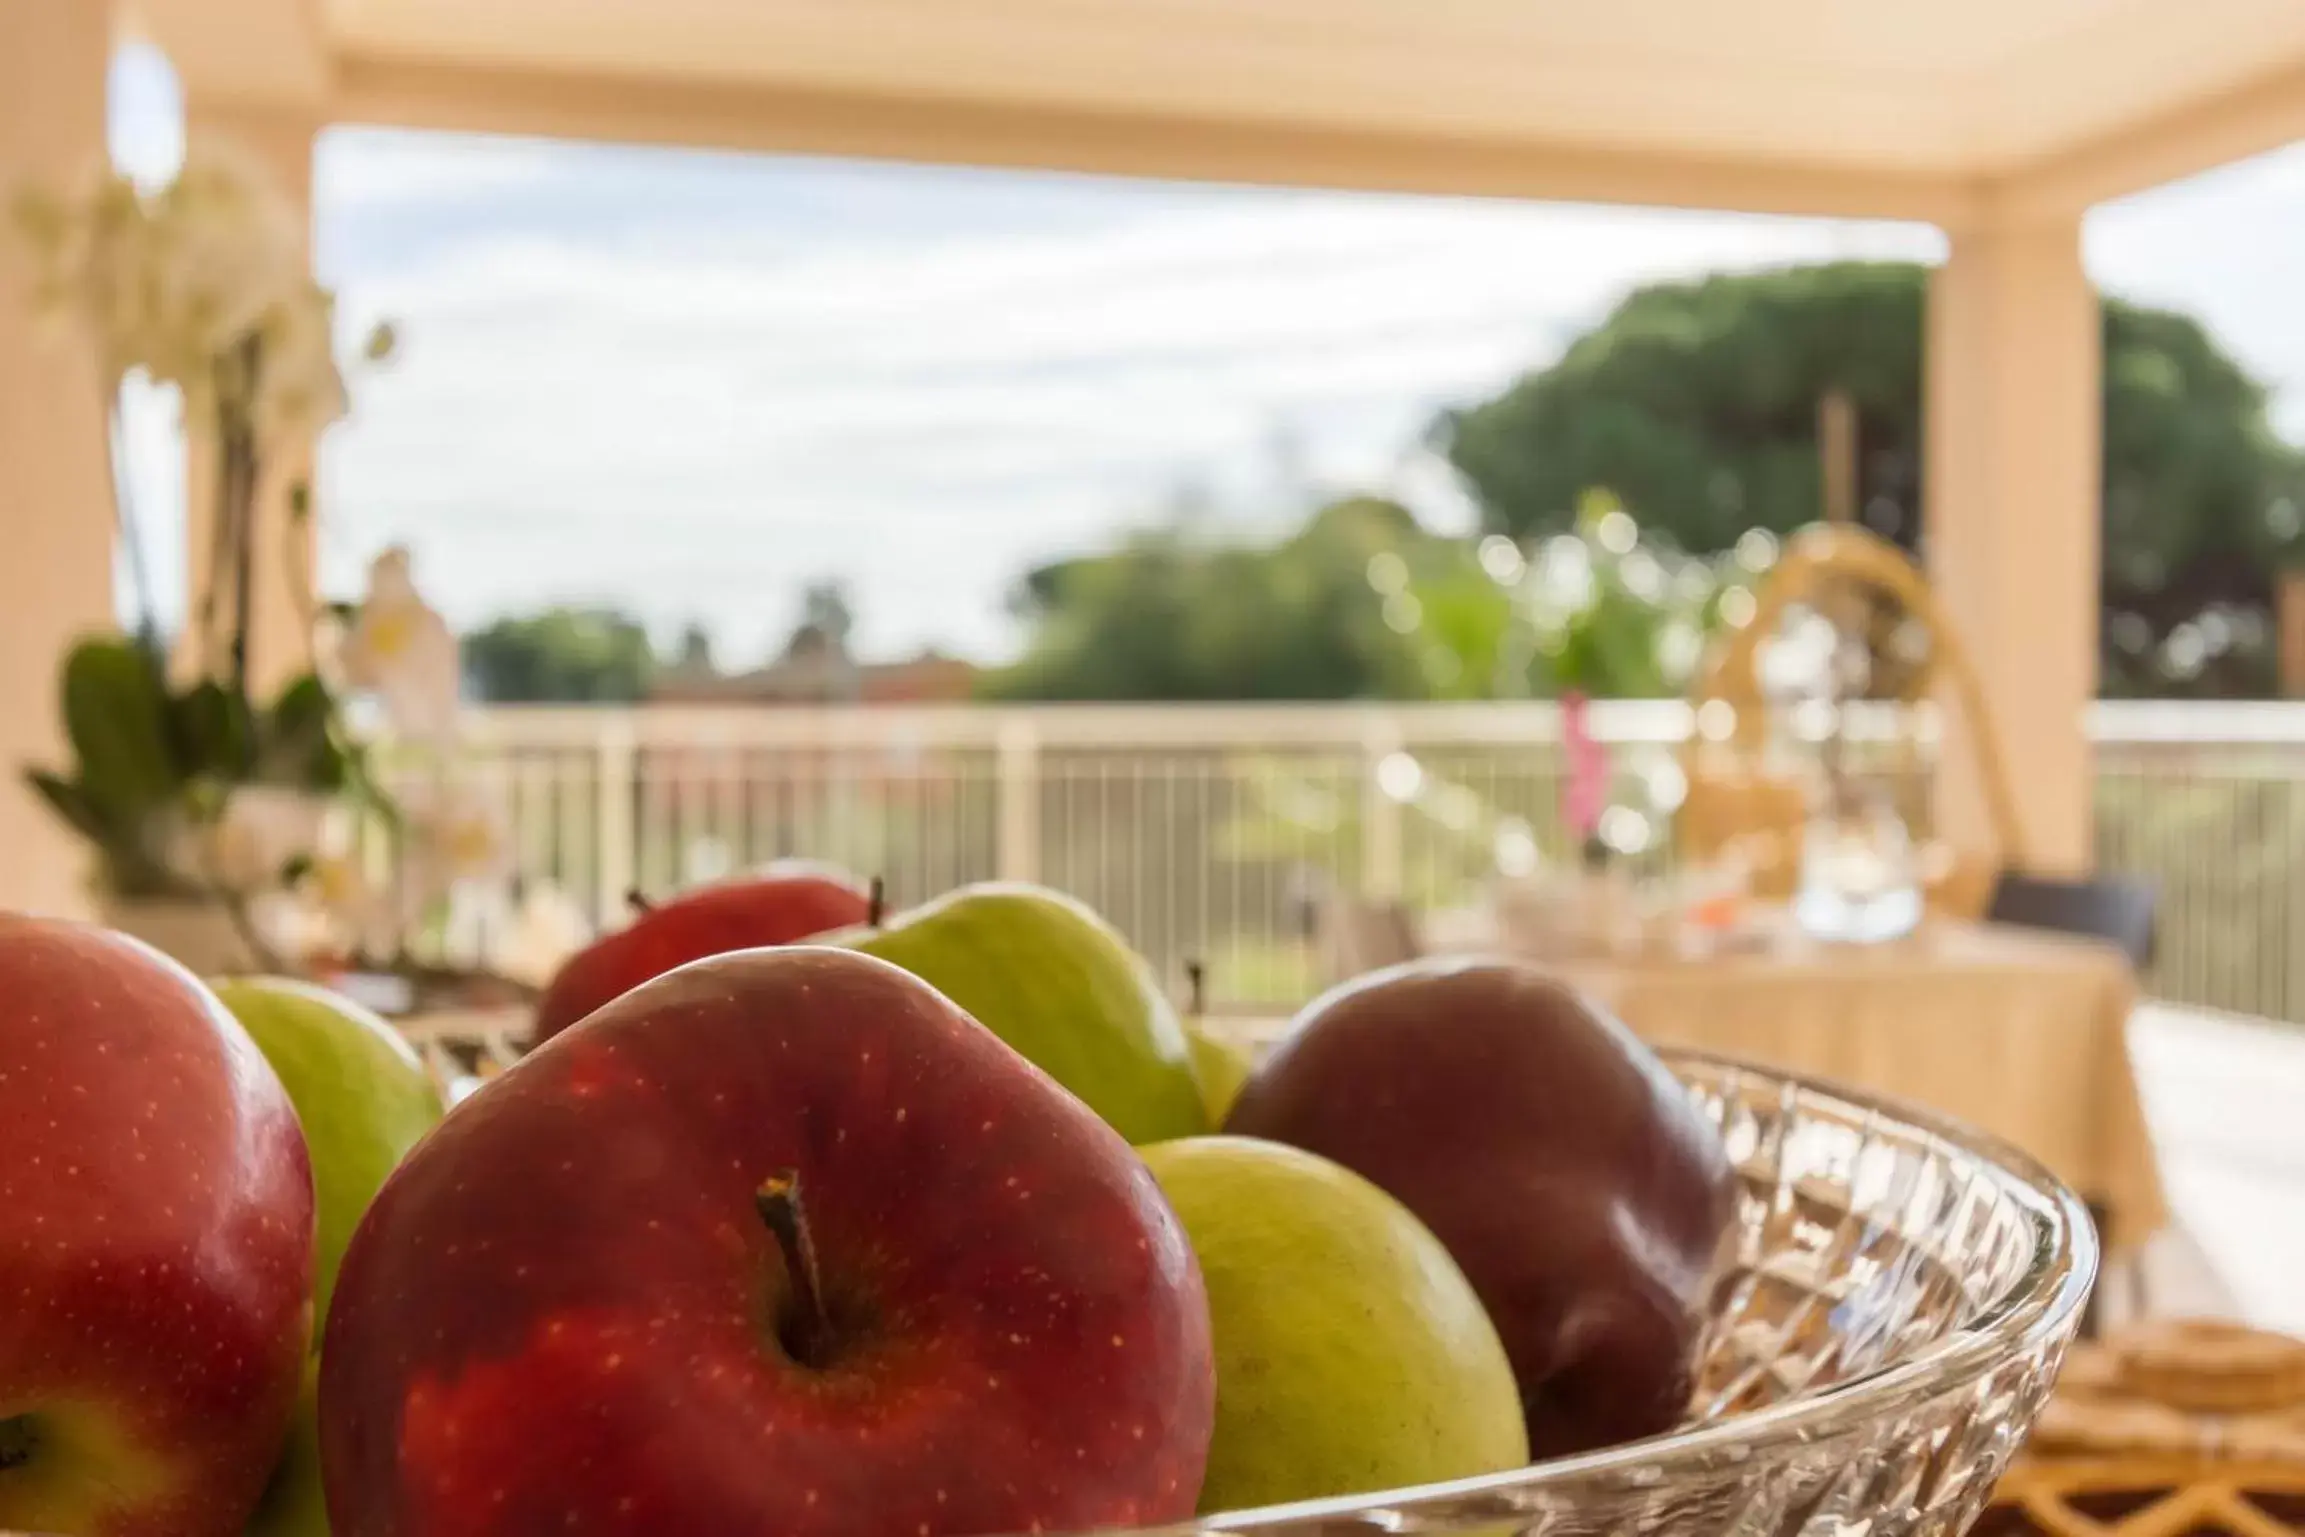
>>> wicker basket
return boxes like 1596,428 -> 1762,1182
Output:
1985,1321 -> 2305,1537
1680,524 -> 2018,919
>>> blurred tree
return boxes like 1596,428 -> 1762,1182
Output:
1437,261 -> 2305,697
462,608 -> 657,703
769,579 -> 862,701
988,497 -> 1453,701
986,494 -> 1726,702
793,581 -> 855,656
671,622 -> 716,674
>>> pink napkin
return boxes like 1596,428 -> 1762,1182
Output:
1561,690 -> 1607,841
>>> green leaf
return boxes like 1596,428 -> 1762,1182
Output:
267,673 -> 334,736
59,637 -> 183,824
25,770 -> 114,843
171,679 -> 257,780
24,768 -> 188,898
259,672 -> 347,789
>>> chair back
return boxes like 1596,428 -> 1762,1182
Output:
1987,871 -> 2157,971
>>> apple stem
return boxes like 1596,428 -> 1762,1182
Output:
1184,958 -> 1206,1018
625,888 -> 654,917
755,1170 -> 835,1367
866,875 -> 885,928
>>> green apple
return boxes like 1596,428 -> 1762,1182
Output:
835,883 -> 1207,1144
214,979 -> 441,1535
211,976 -> 445,1331
244,1360 -> 325,1537
1186,1025 -> 1256,1123
1140,1136 -> 1528,1514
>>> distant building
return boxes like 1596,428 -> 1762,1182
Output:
630,631 -> 980,880
647,625 -> 976,706
633,627 -> 980,880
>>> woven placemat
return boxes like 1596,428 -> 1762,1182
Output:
1983,1321 -> 2305,1537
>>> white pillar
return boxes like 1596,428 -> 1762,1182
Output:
1926,215 -> 2101,875
0,0 -> 115,917
178,100 -> 321,700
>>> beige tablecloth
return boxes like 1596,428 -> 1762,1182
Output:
1430,917 -> 2169,1251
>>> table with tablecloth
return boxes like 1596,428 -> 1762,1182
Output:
1412,914 -> 2170,1252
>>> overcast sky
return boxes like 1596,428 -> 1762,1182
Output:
107,46 -> 2305,667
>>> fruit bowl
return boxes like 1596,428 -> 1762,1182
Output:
1123,1048 -> 2097,1537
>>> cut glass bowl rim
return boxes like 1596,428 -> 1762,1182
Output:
1155,1045 -> 2100,1534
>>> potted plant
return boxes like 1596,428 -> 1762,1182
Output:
12,145 -> 466,972
28,633 -> 366,970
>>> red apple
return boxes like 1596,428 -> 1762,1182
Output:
533,861 -> 872,1041
1224,958 -> 1735,1457
323,946 -> 1215,1537
0,916 -> 314,1537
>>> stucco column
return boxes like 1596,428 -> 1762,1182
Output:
1925,214 -> 2101,875
179,100 -> 322,699
0,0 -> 115,917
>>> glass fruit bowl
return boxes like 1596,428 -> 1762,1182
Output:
1118,1048 -> 2097,1537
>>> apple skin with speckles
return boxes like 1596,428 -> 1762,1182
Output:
322,946 -> 1216,1537
532,862 -> 872,1043
0,916 -> 315,1537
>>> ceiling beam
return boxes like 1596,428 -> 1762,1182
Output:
1993,54 -> 2305,218
123,0 -> 334,107
334,54 -> 1982,226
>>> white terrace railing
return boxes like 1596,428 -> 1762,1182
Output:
406,699 -> 2305,1024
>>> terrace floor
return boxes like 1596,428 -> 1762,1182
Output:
2128,1003 -> 2305,1331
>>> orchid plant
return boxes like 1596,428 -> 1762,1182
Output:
13,145 -> 507,967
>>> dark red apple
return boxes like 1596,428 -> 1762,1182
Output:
323,946 -> 1215,1537
1223,957 -> 1735,1457
0,916 -> 314,1537
533,861 -> 871,1041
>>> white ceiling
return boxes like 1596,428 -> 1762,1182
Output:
311,0 -> 2305,173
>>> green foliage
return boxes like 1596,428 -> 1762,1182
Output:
170,678 -> 257,783
989,492 -> 1733,704
27,636 -> 375,897
1398,553 -> 1514,697
260,674 -> 353,791
671,622 -> 715,673
462,609 -> 658,704
987,497 -> 1508,702
26,772 -> 112,848
1520,494 -> 1746,699
1438,260 -> 2305,698
60,638 -> 180,835
1196,497 -> 1736,902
